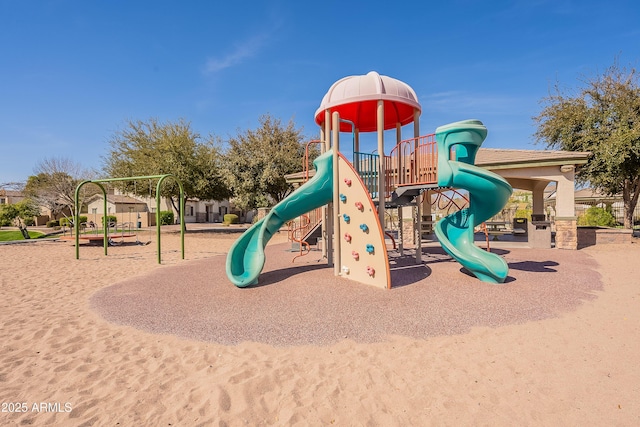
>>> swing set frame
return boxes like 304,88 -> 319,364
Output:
74,174 -> 185,264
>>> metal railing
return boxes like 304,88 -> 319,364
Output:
387,133 -> 438,191
289,140 -> 328,261
288,206 -> 324,262
353,151 -> 380,197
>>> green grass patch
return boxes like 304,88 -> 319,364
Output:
0,230 -> 47,241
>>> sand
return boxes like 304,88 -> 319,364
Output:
0,231 -> 638,426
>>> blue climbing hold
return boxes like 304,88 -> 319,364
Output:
339,193 -> 347,202
366,244 -> 374,253
359,224 -> 368,232
343,214 -> 350,222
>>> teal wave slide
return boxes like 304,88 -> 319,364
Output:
434,120 -> 513,283
226,150 -> 334,287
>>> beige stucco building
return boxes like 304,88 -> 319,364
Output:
475,148 -> 590,249
85,190 -> 234,226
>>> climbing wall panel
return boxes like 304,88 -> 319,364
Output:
337,153 -> 391,289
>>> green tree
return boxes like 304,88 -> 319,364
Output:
103,118 -> 231,214
534,61 -> 640,229
577,206 -> 617,227
0,199 -> 40,230
223,114 -> 310,210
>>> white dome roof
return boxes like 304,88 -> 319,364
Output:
315,71 -> 421,132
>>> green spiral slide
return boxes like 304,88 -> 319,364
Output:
226,150 -> 334,287
434,120 -> 513,283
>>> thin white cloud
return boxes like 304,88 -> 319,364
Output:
204,32 -> 271,74
421,91 -> 527,116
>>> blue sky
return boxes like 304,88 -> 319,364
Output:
1,0 -> 638,183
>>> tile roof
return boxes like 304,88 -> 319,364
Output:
573,188 -> 619,200
107,194 -> 146,204
0,190 -> 24,197
475,148 -> 590,167
546,187 -> 621,201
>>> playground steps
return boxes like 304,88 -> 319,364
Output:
301,220 -> 322,245
290,220 -> 323,252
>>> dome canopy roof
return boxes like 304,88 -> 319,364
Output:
314,71 -> 421,133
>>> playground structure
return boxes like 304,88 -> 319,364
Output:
226,72 -> 513,288
74,174 -> 185,264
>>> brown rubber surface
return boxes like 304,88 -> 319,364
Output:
91,244 -> 601,346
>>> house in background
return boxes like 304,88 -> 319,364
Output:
0,189 -> 58,225
86,189 -> 235,225
134,194 -> 234,224
35,205 -> 72,225
85,193 -> 150,227
0,190 -> 25,205
179,197 -> 233,223
2,187 -> 241,226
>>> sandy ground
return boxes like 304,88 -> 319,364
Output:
0,231 -> 638,426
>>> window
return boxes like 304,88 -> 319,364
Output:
189,206 -> 194,216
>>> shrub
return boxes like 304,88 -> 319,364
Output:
103,215 -> 118,227
61,216 -> 89,227
0,212 -> 12,226
159,210 -> 174,226
223,214 -> 239,224
23,218 -> 35,226
514,209 -> 532,220
577,206 -> 617,227
46,220 -> 59,228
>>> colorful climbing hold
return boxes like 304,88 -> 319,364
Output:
342,214 -> 350,223
366,266 -> 375,277
351,251 -> 359,260
339,193 -> 347,202
359,223 -> 368,232
342,265 -> 350,274
344,178 -> 352,186
355,201 -> 363,210
366,244 -> 374,254
344,233 -> 352,242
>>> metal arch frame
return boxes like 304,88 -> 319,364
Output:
74,174 -> 185,264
